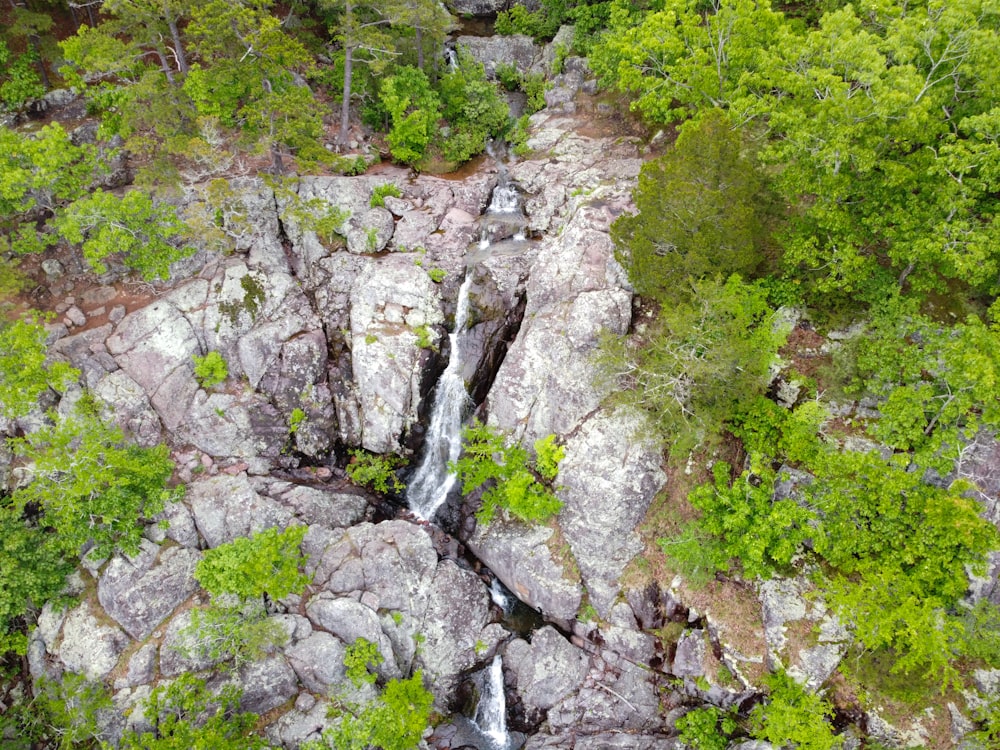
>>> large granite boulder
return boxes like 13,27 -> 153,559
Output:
97,539 -> 201,639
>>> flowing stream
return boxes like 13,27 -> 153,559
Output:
472,655 -> 510,750
406,274 -> 474,521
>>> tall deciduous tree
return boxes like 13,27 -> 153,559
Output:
185,0 -> 326,171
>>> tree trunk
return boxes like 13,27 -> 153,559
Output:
339,44 -> 354,145
30,35 -> 50,89
416,26 -> 424,71
153,47 -> 175,84
168,18 -> 189,74
270,142 -> 285,174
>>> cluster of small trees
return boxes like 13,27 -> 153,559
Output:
591,0 -> 1000,744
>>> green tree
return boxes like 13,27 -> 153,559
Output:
597,275 -> 788,455
0,673 -> 112,749
451,422 -> 564,526
437,48 -> 510,165
184,0 -> 327,172
589,0 -> 782,125
611,109 -> 771,304
120,673 -> 268,749
0,124 -> 101,224
0,316 -> 78,419
8,400 -> 178,558
0,37 -> 46,111
194,525 -> 312,601
378,65 -> 442,165
50,189 -> 194,280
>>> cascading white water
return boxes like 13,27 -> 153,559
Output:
487,179 -> 521,214
472,655 -> 510,750
489,578 -> 512,614
406,275 -> 474,520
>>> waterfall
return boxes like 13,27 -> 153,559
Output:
487,177 -> 521,214
472,655 -> 510,750
406,274 -> 474,521
489,578 -> 512,614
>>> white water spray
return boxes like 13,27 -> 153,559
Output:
489,578 -> 512,614
472,655 -> 510,750
406,275 -> 474,520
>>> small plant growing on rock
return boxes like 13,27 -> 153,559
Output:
413,324 -> 436,351
289,407 -> 307,434
426,267 -> 446,283
344,637 -> 382,686
370,183 -> 402,208
192,350 -> 228,388
346,450 -> 407,494
451,421 -> 564,526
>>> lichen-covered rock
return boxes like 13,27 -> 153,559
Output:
454,34 -> 542,79
307,595 -> 400,679
468,518 -> 582,627
55,601 -> 130,681
349,256 -> 445,452
506,626 -> 589,722
187,473 -> 295,548
226,656 -> 299,715
97,539 -> 201,639
285,632 -> 347,693
557,408 -> 666,615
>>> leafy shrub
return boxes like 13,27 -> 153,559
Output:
370,182 -> 402,208
676,706 -> 737,750
195,525 -> 311,601
427,267 -> 446,283
289,407 -> 307,434
347,450 -> 407,494
192,350 -> 228,388
344,637 -> 383,687
451,421 -> 564,526
120,673 -> 267,749
750,671 -> 841,750
495,62 -> 522,91
0,673 -> 111,749
310,668 -> 434,750
176,598 -> 289,668
438,50 -> 510,165
0,317 -> 78,419
380,66 -> 441,166
596,275 -> 788,456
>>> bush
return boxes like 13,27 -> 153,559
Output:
193,350 -> 228,388
370,182 -> 402,207
195,525 -> 311,601
451,421 -> 564,526
347,450 -> 407,494
438,50 -> 510,165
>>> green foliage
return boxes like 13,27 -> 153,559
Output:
750,671 -> 841,750
413,324 -> 436,350
9,400 -> 178,559
522,73 -> 548,114
509,114 -> 533,156
0,673 -> 112,750
347,450 -> 407,494
426,267 -> 446,283
289,407 -> 307,434
344,637 -> 383,687
806,451 -> 996,686
0,505 -> 73,656
0,39 -> 45,112
494,3 -> 562,41
51,189 -> 194,280
438,50 -> 511,165
176,598 -> 289,669
380,66 -> 442,166
495,62 -> 522,91
370,183 -> 403,208
611,110 -> 770,305
970,692 -> 1000,749
590,0 -> 783,125
676,706 -> 737,750
597,275 -> 788,455
451,422 -> 564,526
313,671 -> 434,750
0,124 -> 101,222
120,673 -> 267,749
685,461 -> 815,580
0,317 -> 78,419
192,350 -> 229,388
195,525 -> 311,601
838,306 -> 1000,474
